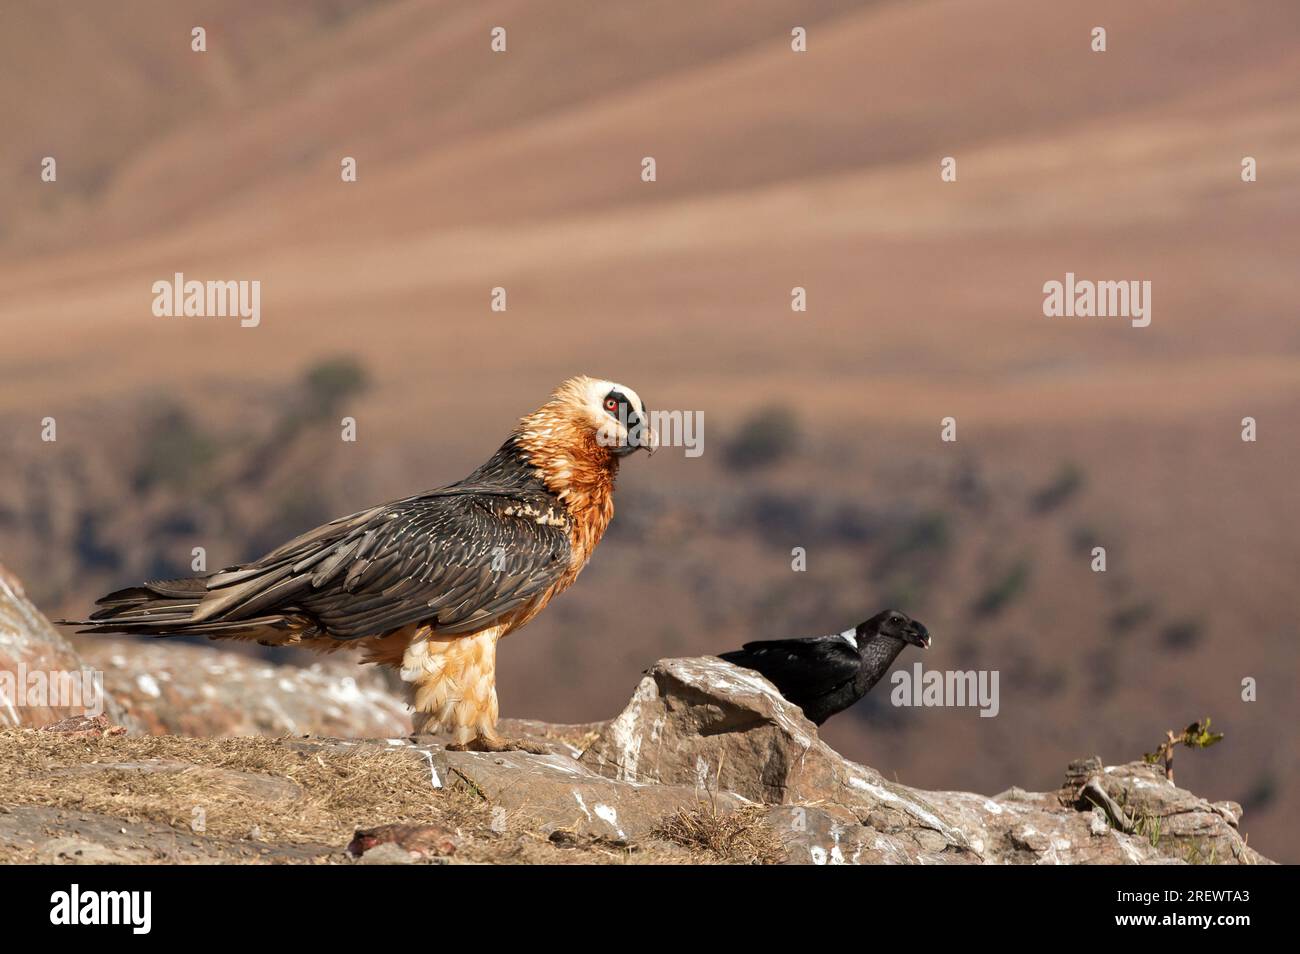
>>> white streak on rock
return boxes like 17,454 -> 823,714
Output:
602,676 -> 657,780
418,748 -> 441,789
593,803 -> 625,839
572,791 -> 593,821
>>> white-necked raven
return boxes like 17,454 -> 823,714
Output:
719,609 -> 930,725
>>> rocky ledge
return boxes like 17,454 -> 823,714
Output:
0,567 -> 1270,864
0,656 -> 1269,865
440,658 -> 1263,865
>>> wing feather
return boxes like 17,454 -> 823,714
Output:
98,490 -> 573,640
721,637 -> 860,701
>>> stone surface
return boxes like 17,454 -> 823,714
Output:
0,575 -> 1275,865
77,636 -> 411,738
413,717 -> 607,758
0,805 -> 334,864
40,714 -> 128,738
355,842 -> 420,865
440,744 -> 748,843
578,657 -> 1269,865
0,564 -> 134,730
580,656 -> 977,857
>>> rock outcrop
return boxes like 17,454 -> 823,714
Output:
574,657 -> 1266,864
77,637 -> 411,738
0,572 -> 1271,864
1,656 -> 1269,864
0,565 -> 134,730
1,561 -> 407,739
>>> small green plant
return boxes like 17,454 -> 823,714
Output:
1143,717 -> 1224,782
1183,840 -> 1218,865
1133,812 -> 1162,848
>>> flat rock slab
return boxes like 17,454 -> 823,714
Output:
410,718 -> 605,759
79,638 -> 411,738
451,751 -> 748,843
0,805 -> 334,864
379,739 -> 748,843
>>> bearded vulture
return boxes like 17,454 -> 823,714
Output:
65,376 -> 656,752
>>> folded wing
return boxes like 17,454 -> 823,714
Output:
81,488 -> 572,640
719,636 -> 859,702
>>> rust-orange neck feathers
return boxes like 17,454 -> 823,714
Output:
513,386 -> 619,565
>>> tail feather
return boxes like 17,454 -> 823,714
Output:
62,503 -> 374,643
57,574 -> 317,643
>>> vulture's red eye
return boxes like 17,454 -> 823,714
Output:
604,398 -> 618,412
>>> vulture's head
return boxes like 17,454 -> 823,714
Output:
863,609 -> 931,649
534,375 -> 658,458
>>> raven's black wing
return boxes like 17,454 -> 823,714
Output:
719,636 -> 860,701
82,487 -> 572,639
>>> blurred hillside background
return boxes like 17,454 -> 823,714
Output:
1,1 -> 1297,858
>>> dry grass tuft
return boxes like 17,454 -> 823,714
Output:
0,729 -> 708,864
653,803 -> 786,865
0,729 -> 480,847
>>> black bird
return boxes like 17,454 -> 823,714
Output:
718,610 -> 931,726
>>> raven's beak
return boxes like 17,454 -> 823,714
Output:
906,622 -> 931,649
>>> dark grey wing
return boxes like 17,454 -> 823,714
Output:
86,489 -> 572,639
719,636 -> 860,701
294,491 -> 572,637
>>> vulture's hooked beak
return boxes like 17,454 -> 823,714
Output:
640,422 -> 660,455
628,412 -> 659,455
905,621 -> 932,649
